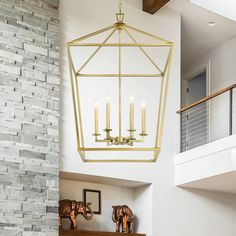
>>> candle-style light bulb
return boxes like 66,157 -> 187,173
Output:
94,101 -> 99,135
141,101 -> 146,109
94,101 -> 99,108
105,96 -> 110,130
141,101 -> 146,135
129,96 -> 134,131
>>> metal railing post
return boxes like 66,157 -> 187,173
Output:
229,88 -> 233,136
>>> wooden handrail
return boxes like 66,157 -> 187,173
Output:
176,83 -> 236,114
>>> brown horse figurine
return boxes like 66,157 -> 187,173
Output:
59,199 -> 94,230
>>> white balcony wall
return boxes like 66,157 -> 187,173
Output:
175,134 -> 236,190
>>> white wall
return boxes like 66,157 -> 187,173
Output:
60,179 -> 152,234
60,179 -> 134,232
133,185 -> 153,236
183,36 -> 236,93
60,1 -> 236,235
183,36 -> 236,142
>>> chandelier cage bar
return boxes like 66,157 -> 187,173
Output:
67,5 -> 174,162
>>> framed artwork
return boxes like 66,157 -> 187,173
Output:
83,189 -> 101,214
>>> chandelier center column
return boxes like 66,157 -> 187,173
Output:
118,26 -> 122,141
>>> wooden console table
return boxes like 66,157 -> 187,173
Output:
60,230 -> 146,236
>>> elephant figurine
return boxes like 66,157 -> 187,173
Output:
112,205 -> 134,233
59,199 -> 94,230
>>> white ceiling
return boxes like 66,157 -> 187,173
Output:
166,0 -> 236,68
191,0 -> 236,22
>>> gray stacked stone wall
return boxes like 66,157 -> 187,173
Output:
0,0 -> 60,235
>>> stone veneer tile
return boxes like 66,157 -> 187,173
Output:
0,0 -> 59,235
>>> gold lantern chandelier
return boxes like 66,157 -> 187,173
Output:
67,1 -> 174,162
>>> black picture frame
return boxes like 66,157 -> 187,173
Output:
83,189 -> 101,214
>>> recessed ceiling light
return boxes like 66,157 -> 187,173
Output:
208,21 -> 216,27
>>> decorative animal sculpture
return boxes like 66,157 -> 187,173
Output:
112,205 -> 134,233
59,199 -> 94,230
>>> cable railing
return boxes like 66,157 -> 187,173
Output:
177,84 -> 236,152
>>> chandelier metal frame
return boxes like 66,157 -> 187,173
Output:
67,6 -> 174,162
